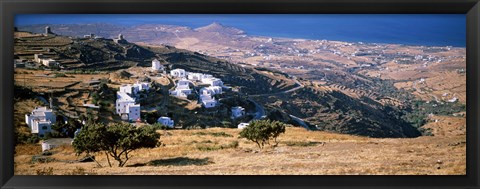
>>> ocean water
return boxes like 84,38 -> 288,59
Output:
15,14 -> 466,47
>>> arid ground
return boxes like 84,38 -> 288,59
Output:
15,119 -> 465,175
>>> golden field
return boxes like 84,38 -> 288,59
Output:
14,117 -> 466,175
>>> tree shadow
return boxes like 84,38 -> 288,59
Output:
127,157 -> 214,167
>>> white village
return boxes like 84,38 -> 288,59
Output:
24,57 -> 248,152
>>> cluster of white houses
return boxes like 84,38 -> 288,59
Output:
168,68 -> 225,108
115,81 -> 150,122
25,107 -> 56,137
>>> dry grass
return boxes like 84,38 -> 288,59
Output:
14,124 -> 465,175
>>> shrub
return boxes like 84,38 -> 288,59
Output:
239,120 -> 286,149
196,140 -> 239,151
120,71 -> 132,79
54,73 -> 67,77
151,122 -> 169,130
67,167 -> 97,175
193,131 -> 233,137
36,167 -> 54,175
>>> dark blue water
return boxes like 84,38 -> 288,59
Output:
15,14 -> 466,47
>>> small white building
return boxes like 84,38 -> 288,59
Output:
170,69 -> 186,78
41,59 -> 57,67
202,99 -> 217,108
170,79 -> 192,98
238,123 -> 249,129
201,78 -> 223,86
157,117 -> 174,128
231,106 -> 245,119
116,91 -> 141,122
25,107 -> 56,137
200,94 -> 217,108
133,81 -> 150,92
200,86 -> 222,96
119,84 -> 136,95
170,88 -> 192,98
120,82 -> 149,96
187,72 -> 213,82
34,54 -> 44,63
41,138 -> 73,152
151,59 -> 164,71
177,79 -> 191,88
448,97 -> 458,103
125,104 -> 140,122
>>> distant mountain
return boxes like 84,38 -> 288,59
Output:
195,22 -> 246,35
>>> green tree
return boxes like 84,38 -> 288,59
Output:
52,118 -> 82,138
239,119 -> 286,149
269,120 -> 286,146
73,122 -> 161,167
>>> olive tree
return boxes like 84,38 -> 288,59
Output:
73,122 -> 161,167
239,119 -> 286,149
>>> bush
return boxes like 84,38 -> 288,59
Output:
54,73 -> 67,77
151,123 -> 169,130
196,141 -> 239,151
36,167 -> 54,175
239,120 -> 286,149
193,131 -> 233,137
120,71 -> 132,79
66,167 -> 97,175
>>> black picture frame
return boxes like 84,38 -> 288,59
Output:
1,0 -> 479,189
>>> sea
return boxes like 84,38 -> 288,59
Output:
15,14 -> 466,47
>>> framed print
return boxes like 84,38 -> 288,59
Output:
1,0 -> 479,188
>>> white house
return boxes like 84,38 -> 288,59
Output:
133,81 -> 149,92
170,88 -> 192,98
231,106 -> 245,119
157,117 -> 174,128
41,59 -> 57,67
41,138 -> 73,152
200,86 -> 222,96
125,103 -> 140,122
448,97 -> 458,103
238,123 -> 249,129
119,84 -> 136,95
170,79 -> 192,98
177,79 -> 191,88
25,107 -> 56,137
187,72 -> 213,82
200,94 -> 217,108
170,69 -> 186,78
120,82 -> 149,96
202,99 -> 217,108
201,78 -> 223,86
151,59 -> 164,71
34,54 -> 44,63
116,91 -> 141,122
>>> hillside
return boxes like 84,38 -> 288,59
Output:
14,30 -> 424,138
14,126 -> 465,175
